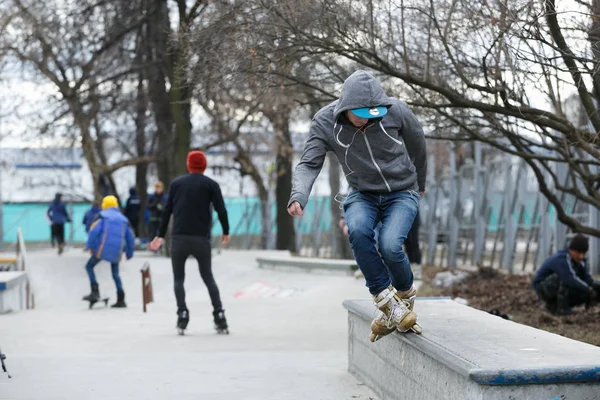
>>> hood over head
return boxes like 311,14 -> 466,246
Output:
333,70 -> 393,121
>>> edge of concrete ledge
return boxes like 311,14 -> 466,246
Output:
342,298 -> 600,386
469,366 -> 600,385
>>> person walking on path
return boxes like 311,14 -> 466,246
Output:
287,70 -> 427,342
47,193 -> 71,255
82,195 -> 135,308
149,150 -> 231,335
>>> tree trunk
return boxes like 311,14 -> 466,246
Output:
93,131 -> 119,201
233,141 -> 269,247
273,113 -> 296,252
135,70 -> 149,238
146,0 -> 175,185
74,117 -> 102,200
589,0 -> 600,104
260,198 -> 270,249
169,63 -> 192,179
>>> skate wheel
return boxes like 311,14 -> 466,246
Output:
369,333 -> 379,342
411,323 -> 423,334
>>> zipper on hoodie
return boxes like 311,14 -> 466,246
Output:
361,127 -> 392,192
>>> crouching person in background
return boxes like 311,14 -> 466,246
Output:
82,195 -> 135,308
533,234 -> 600,315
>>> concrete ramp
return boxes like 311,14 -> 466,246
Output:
343,299 -> 600,400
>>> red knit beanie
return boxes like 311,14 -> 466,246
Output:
187,151 -> 207,173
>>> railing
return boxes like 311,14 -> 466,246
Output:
16,227 -> 33,309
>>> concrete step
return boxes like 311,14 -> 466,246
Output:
256,255 -> 358,274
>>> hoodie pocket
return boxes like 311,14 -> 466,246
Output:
356,173 -> 388,192
386,156 -> 416,181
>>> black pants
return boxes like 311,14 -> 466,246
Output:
51,224 -> 65,246
171,235 -> 222,313
404,211 -> 422,264
149,220 -> 160,239
534,274 -> 599,311
128,218 -> 139,238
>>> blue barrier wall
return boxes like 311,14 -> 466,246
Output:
1,197 -> 335,243
1,196 -> 554,243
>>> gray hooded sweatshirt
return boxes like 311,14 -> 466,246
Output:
288,70 -> 427,208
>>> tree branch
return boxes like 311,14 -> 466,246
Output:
103,155 -> 156,174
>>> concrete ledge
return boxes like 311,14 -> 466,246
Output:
0,271 -> 28,313
0,271 -> 28,291
343,299 -> 600,400
256,256 -> 357,273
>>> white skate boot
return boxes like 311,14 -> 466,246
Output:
369,285 -> 422,342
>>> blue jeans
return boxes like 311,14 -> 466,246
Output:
85,257 -> 123,292
343,190 -> 419,294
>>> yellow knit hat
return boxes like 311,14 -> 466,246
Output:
101,195 -> 118,210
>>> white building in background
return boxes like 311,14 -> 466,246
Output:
0,147 -> 335,203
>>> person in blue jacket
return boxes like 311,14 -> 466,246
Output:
82,200 -> 101,234
533,234 -> 600,315
82,195 -> 135,308
47,193 -> 71,255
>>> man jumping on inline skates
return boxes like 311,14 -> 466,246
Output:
287,70 -> 427,341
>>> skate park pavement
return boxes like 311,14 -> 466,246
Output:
0,248 -> 378,400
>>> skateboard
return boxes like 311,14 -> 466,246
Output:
85,297 -> 110,309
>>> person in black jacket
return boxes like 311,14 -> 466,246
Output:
146,181 -> 167,239
149,150 -> 230,335
532,234 -> 600,315
124,187 -> 141,238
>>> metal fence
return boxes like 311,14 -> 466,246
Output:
214,143 -> 600,274
419,142 -> 599,274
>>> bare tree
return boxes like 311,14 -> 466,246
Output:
189,1 -> 306,251
0,0 -> 153,199
257,0 -> 600,237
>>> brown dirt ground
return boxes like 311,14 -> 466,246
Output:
418,266 -> 600,347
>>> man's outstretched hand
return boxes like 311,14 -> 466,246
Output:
287,201 -> 303,217
149,237 -> 163,251
150,236 -> 229,249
